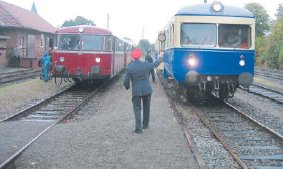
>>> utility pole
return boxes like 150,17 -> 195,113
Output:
142,28 -> 144,40
107,13 -> 109,29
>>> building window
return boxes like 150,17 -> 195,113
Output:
20,36 -> 24,48
41,34 -> 44,47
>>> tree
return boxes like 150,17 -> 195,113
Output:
255,36 -> 267,65
61,16 -> 95,27
245,3 -> 270,36
263,17 -> 283,69
275,4 -> 283,19
137,39 -> 151,57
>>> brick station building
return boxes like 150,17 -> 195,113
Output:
0,1 -> 56,69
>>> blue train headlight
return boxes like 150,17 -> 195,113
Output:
187,54 -> 198,68
239,54 -> 245,67
211,1 -> 224,12
239,60 -> 245,66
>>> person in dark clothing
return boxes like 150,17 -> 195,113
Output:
145,50 -> 156,83
124,48 -> 164,133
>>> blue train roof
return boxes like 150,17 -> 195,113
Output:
176,3 -> 254,18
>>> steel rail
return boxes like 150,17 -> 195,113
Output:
190,106 -> 248,169
1,84 -> 74,122
224,101 -> 283,143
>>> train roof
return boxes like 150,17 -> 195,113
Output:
176,3 -> 254,18
55,25 -> 112,35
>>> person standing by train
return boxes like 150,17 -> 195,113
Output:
41,52 -> 51,82
124,48 -> 164,133
145,50 -> 156,83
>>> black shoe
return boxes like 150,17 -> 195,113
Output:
143,125 -> 148,129
133,129 -> 142,133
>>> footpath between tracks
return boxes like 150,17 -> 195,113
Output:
13,74 -> 202,169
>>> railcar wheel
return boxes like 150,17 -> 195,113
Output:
72,78 -> 80,84
219,83 -> 228,100
163,69 -> 169,78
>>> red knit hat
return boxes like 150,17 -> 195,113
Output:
130,48 -> 142,60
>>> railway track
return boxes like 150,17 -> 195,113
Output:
0,80 -> 110,169
157,69 -> 283,168
0,69 -> 41,87
254,67 -> 283,81
242,84 -> 283,104
191,101 -> 283,169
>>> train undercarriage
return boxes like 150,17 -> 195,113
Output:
163,73 -> 242,104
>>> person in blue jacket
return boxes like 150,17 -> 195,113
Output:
41,52 -> 51,82
124,48 -> 164,133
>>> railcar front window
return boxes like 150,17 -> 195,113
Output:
181,23 -> 216,47
218,24 -> 251,49
59,34 -> 80,51
81,35 -> 102,51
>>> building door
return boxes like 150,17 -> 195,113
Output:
27,34 -> 35,58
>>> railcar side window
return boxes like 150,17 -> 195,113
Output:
59,34 -> 80,51
218,24 -> 251,49
104,36 -> 113,51
181,23 -> 216,47
81,35 -> 102,51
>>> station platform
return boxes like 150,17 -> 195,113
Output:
11,73 -> 203,168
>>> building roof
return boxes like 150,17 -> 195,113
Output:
0,0 -> 56,33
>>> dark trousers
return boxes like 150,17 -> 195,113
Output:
132,94 -> 151,130
150,69 -> 155,81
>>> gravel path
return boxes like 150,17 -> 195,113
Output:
13,73 -> 200,169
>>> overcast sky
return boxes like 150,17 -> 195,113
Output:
2,0 -> 283,44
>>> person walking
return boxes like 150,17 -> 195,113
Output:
124,48 -> 163,133
145,50 -> 156,83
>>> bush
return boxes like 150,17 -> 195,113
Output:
255,36 -> 267,65
279,48 -> 283,70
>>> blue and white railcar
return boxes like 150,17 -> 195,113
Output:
158,1 -> 255,99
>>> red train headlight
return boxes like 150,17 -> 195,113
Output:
95,57 -> 101,63
187,54 -> 198,68
59,56 -> 64,62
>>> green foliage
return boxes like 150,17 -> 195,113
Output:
279,48 -> 283,69
275,4 -> 283,19
137,39 -> 151,56
245,3 -> 270,36
255,36 -> 267,65
61,16 -> 95,27
264,17 -> 283,69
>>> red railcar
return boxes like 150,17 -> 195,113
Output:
52,25 -> 133,83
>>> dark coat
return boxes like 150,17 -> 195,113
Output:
124,58 -> 161,96
145,54 -> 153,63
